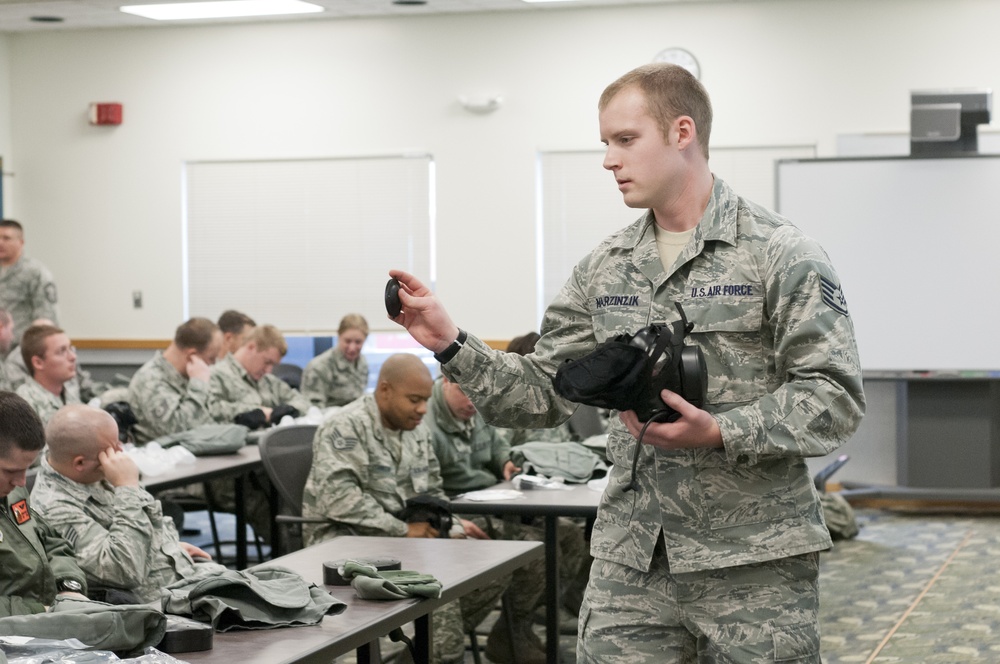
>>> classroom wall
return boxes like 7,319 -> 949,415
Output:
5,0 -> 1000,340
0,34 -> 12,212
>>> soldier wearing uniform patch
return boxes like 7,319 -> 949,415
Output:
390,63 -> 865,663
31,405 -> 227,603
0,220 -> 58,341
0,391 -> 88,616
302,354 -> 531,664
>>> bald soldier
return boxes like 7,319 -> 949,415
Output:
302,354 -> 539,664
31,405 -> 227,603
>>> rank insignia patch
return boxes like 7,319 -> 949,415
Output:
11,499 -> 30,525
820,275 -> 849,316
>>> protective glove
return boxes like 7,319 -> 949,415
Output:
269,403 -> 300,424
234,409 -> 267,430
340,561 -> 442,600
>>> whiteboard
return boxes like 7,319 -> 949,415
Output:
776,156 -> 1000,372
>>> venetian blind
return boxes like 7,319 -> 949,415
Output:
184,155 -> 433,332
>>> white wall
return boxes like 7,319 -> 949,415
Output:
0,34 -> 12,214
6,0 -> 1000,339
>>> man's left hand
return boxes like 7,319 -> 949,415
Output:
501,460 -> 520,481
619,389 -> 723,450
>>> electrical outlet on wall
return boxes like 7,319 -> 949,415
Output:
132,290 -> 143,309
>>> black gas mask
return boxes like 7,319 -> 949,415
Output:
552,303 -> 708,491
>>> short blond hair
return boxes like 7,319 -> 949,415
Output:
338,313 -> 369,337
599,63 -> 713,159
247,324 -> 287,356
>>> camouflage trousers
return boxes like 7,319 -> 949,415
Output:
578,550 -> 820,663
431,578 -> 507,663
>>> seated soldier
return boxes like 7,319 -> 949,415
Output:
0,307 -> 15,390
301,313 -> 369,408
31,405 -> 227,603
15,324 -> 81,423
216,310 -> 255,361
0,391 -> 88,615
209,323 -> 310,428
302,354 -> 540,664
425,376 -> 588,633
4,318 -> 111,404
127,317 -> 223,443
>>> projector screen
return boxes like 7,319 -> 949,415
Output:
776,155 -> 1000,372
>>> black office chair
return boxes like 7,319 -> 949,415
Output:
272,363 -> 304,390
257,423 -> 327,555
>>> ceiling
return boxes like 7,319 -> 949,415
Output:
0,0 -> 721,33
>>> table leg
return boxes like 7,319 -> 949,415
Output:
545,514 -> 559,663
356,641 -> 376,664
414,613 -> 431,664
235,474 -> 247,570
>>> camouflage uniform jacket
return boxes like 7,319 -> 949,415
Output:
208,353 -> 311,422
442,177 -> 866,574
301,347 -> 368,408
1,352 -> 106,402
424,378 -> 511,495
15,376 -> 81,424
31,458 -> 226,603
127,352 -> 215,444
301,394 -> 446,545
0,486 -> 87,616
0,256 -> 58,340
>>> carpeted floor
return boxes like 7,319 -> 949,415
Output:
188,507 -> 1000,663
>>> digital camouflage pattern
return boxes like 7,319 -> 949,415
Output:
127,352 -> 216,443
15,377 -> 81,424
30,458 -> 227,603
442,177 -> 865,575
2,352 -> 109,403
578,552 -> 821,662
301,393 -> 445,544
300,347 -> 368,408
208,353 -> 311,422
0,257 -> 58,341
300,393 -> 499,664
0,487 -> 87,616
496,421 -> 576,449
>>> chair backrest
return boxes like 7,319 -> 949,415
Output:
272,363 -> 304,389
568,404 -> 606,439
257,424 -> 318,515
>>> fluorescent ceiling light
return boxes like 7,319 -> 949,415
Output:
120,0 -> 323,20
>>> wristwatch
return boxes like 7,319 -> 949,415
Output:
433,329 -> 468,365
57,578 -> 83,593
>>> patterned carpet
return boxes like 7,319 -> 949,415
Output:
191,508 -> 1000,662
820,508 -> 1000,663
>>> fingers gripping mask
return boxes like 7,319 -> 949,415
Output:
552,303 -> 708,493
552,303 -> 707,423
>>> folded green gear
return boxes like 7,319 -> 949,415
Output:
340,560 -> 443,601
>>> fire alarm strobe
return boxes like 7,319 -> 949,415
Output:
89,103 -> 123,126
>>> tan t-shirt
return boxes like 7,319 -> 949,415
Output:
653,224 -> 695,273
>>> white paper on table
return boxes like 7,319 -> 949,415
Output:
461,489 -> 525,502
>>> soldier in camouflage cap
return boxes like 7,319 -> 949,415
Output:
389,63 -> 865,663
127,317 -> 223,443
0,220 -> 58,341
301,313 -> 369,408
31,405 -> 227,603
14,325 -> 81,424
